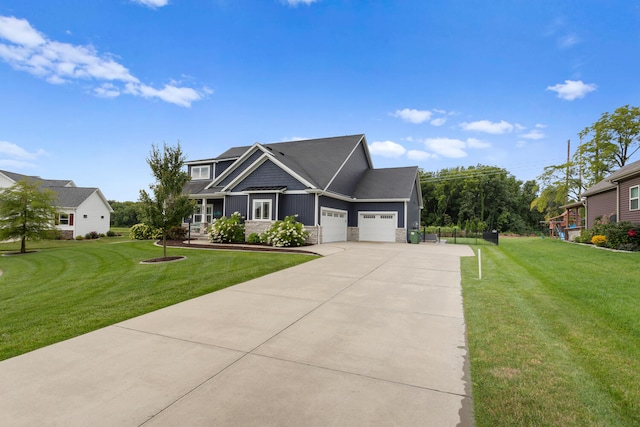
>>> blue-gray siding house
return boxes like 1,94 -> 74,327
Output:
183,134 -> 423,243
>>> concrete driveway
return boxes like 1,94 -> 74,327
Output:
0,242 -> 475,426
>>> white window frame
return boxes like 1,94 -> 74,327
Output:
630,185 -> 639,211
191,165 -> 210,180
59,212 -> 69,225
253,199 -> 272,221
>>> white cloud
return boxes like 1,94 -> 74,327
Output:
284,0 -> 319,5
392,108 -> 432,124
0,15 -> 205,107
559,34 -> 579,48
125,82 -> 203,108
131,0 -> 169,8
424,138 -> 468,158
0,140 -> 47,159
466,138 -> 491,149
460,120 -> 514,134
94,83 -> 120,98
407,150 -> 433,160
546,79 -> 596,100
422,137 -> 491,158
521,129 -> 545,140
368,140 -> 406,158
430,117 -> 447,126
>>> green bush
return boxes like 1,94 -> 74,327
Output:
209,212 -> 245,243
247,232 -> 262,244
129,223 -> 162,240
85,231 -> 100,240
106,230 -> 118,237
75,235 -> 84,240
167,225 -> 187,240
261,215 -> 308,247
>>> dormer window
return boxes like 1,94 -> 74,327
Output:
191,165 -> 210,180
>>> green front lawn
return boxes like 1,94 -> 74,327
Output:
462,238 -> 640,426
0,236 -> 315,361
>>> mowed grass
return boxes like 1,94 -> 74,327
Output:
461,238 -> 640,426
0,236 -> 315,361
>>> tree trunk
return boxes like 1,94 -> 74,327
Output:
20,236 -> 26,254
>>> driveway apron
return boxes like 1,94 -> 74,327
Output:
0,242 -> 475,426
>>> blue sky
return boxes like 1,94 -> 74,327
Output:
1,0 -> 639,201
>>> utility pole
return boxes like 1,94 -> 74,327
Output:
566,139 -> 570,204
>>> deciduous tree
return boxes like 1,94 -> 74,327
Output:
138,142 -> 195,258
0,179 -> 58,253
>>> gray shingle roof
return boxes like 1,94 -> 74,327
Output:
214,135 -> 367,189
0,169 -> 73,188
582,158 -> 640,197
352,167 -> 418,199
50,187 -> 98,208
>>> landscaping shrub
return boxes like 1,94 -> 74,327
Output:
129,223 -> 162,240
85,231 -> 100,240
247,232 -> 262,244
591,235 -> 607,247
167,225 -> 187,240
209,212 -> 245,243
106,230 -> 118,237
261,215 -> 308,247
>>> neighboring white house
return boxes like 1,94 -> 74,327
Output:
0,170 -> 113,239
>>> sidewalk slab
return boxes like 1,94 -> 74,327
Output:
144,354 -> 464,427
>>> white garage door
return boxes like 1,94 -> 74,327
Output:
321,208 -> 347,243
358,212 -> 397,242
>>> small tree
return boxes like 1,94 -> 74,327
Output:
0,179 -> 59,253
138,142 -> 195,258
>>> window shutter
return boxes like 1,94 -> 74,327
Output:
69,213 -> 74,226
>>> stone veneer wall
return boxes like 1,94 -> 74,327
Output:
244,220 -> 272,239
60,230 -> 74,240
347,227 -> 359,242
395,228 -> 407,243
305,226 -> 320,245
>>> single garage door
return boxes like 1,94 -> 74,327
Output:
321,208 -> 347,243
358,212 -> 397,242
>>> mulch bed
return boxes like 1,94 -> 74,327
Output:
162,240 -> 318,255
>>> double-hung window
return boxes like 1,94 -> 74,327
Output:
631,186 -> 639,211
191,166 -> 210,180
253,199 -> 271,220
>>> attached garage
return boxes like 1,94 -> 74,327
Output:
321,208 -> 347,243
358,212 -> 397,242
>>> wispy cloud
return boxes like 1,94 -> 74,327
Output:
558,33 -> 579,48
546,79 -> 596,100
0,15 -> 206,107
391,107 -> 451,125
0,140 -> 47,159
368,140 -> 406,158
423,137 -> 491,158
283,0 -> 319,6
392,108 -> 432,124
0,140 -> 47,169
407,150 -> 434,160
131,0 -> 169,8
460,120 -> 514,134
521,129 -> 545,140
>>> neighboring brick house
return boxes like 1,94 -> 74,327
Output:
0,170 -> 113,239
182,134 -> 423,244
581,159 -> 640,228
